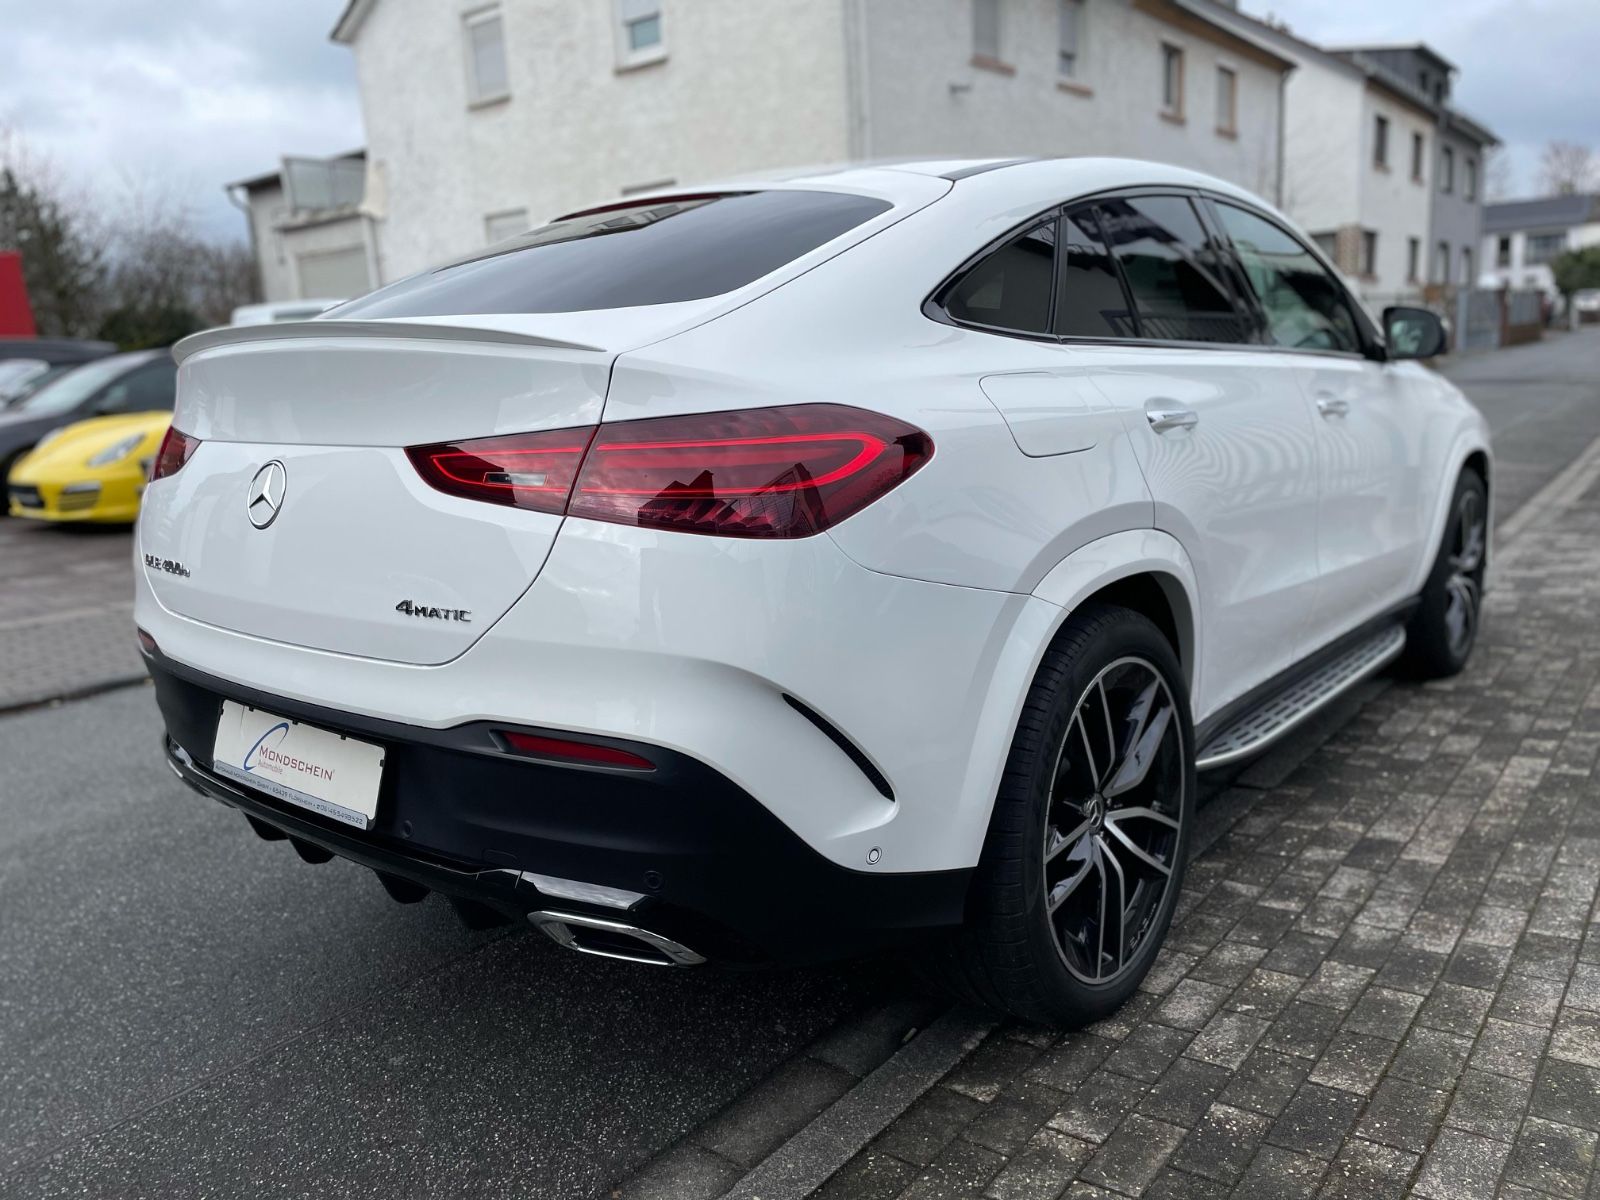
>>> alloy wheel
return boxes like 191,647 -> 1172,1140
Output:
1444,487 -> 1486,659
1042,657 -> 1186,984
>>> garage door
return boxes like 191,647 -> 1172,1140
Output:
296,246 -> 372,300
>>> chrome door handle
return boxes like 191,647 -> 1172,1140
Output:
1146,406 -> 1199,433
1316,395 -> 1351,418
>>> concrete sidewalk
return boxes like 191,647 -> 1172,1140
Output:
789,444 -> 1600,1200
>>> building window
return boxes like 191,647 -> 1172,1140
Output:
1161,44 -> 1184,119
1215,66 -> 1237,134
1362,230 -> 1378,277
484,208 -> 528,244
1058,0 -> 1083,79
1527,232 -> 1565,264
1411,132 -> 1425,182
1436,240 -> 1450,282
1407,237 -> 1420,282
1312,232 -> 1338,261
1373,115 -> 1389,168
1441,146 -> 1455,194
1496,235 -> 1511,267
463,7 -> 510,105
1460,246 -> 1473,285
615,0 -> 664,65
973,0 -> 1001,61
1465,157 -> 1478,202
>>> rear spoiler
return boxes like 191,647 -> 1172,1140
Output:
172,319 -> 602,365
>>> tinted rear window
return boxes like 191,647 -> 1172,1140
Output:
331,190 -> 892,318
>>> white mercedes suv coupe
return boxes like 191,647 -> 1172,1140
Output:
138,159 -> 1490,1024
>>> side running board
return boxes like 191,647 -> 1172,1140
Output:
1196,625 -> 1407,770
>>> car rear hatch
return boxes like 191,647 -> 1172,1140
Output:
139,179 -> 943,667
139,320 -> 622,666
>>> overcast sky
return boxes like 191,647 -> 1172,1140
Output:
2,0 -> 1597,247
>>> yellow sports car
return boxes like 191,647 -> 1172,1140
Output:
7,411 -> 172,523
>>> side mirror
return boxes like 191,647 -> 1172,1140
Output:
1382,306 -> 1447,361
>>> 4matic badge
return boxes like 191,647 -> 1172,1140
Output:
395,600 -> 471,623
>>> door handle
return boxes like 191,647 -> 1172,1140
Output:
1145,406 -> 1199,434
1316,394 -> 1351,418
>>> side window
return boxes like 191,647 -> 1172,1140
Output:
1095,195 -> 1253,344
1211,202 -> 1361,354
1056,207 -> 1136,338
942,219 -> 1057,336
102,361 -> 178,413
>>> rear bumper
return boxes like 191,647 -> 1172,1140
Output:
150,654 -> 971,965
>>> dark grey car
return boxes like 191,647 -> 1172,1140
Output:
0,350 -> 178,489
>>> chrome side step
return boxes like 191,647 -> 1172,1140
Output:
1196,625 -> 1406,770
528,911 -> 706,967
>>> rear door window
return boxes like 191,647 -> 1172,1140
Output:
331,190 -> 892,318
1056,207 -> 1137,338
941,219 -> 1058,336
1096,195 -> 1255,344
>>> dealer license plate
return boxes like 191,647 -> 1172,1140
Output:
211,701 -> 386,830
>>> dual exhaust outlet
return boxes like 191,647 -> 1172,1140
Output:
527,910 -> 706,967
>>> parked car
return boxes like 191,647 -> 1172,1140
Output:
138,160 -> 1490,1024
0,350 -> 177,500
228,300 -> 344,326
1575,288 -> 1600,323
0,337 -> 116,409
7,411 -> 172,523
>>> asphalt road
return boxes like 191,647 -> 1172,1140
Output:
1,327 -> 1596,1199
0,687 -> 893,1198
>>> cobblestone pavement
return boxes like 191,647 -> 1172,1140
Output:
812,463 -> 1600,1197
0,519 -> 140,711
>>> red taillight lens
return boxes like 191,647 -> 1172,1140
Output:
407,405 -> 932,538
499,731 -> 654,770
569,405 -> 932,538
405,428 -> 596,514
150,427 -> 200,481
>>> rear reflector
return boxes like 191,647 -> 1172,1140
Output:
136,627 -> 158,656
408,405 -> 932,538
149,427 -> 200,481
499,731 -> 655,771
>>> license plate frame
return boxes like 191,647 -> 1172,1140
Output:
211,701 -> 386,831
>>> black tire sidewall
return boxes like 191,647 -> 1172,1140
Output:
1409,470 -> 1487,677
998,607 -> 1195,1021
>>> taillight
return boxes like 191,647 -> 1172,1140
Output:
405,427 -> 596,514
499,731 -> 654,770
407,405 -> 932,539
149,427 -> 200,481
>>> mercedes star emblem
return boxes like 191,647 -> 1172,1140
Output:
246,460 -> 287,530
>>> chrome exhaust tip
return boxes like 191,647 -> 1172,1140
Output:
528,910 -> 706,967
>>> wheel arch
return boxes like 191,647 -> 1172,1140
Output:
1030,529 -> 1200,695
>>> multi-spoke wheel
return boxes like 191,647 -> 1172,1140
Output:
920,602 -> 1193,1026
1405,470 -> 1487,679
1043,658 -> 1185,985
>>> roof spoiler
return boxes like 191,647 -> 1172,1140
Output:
172,319 -> 602,365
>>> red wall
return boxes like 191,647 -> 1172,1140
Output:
0,251 -> 37,337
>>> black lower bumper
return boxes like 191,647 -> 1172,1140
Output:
148,654 -> 971,965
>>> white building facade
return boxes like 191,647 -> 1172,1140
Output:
315,0 -> 1290,286
1480,195 -> 1600,298
228,152 -> 379,304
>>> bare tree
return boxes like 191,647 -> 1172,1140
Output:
1539,141 -> 1598,196
0,128 -> 109,337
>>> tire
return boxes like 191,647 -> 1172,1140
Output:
1403,470 -> 1487,680
922,603 -> 1195,1026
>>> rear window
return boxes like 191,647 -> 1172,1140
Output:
331,190 -> 892,318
